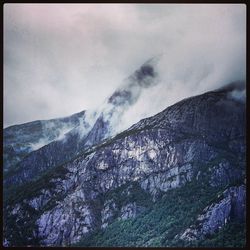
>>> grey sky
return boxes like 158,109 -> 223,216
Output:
4,4 -> 246,128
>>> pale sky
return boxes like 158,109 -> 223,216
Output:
4,4 -> 246,128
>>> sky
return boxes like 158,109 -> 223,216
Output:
4,4 -> 246,128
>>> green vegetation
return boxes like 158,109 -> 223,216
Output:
3,119 -> 245,247
102,181 -> 151,210
4,164 -> 69,207
172,222 -> 246,247
3,203 -> 42,247
74,180 -> 245,247
197,222 -> 245,247
3,163 -> 70,247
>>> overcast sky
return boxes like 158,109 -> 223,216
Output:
4,4 -> 246,128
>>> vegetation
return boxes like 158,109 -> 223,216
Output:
196,222 -> 245,247
4,163 -> 69,207
3,163 -> 71,247
4,133 -> 245,247
4,158 -> 245,247
74,179 -> 245,247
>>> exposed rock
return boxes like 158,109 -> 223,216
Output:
119,202 -> 142,220
3,111 -> 86,172
4,58 -> 160,187
210,160 -> 244,187
179,185 -> 246,241
101,199 -> 118,228
37,204 -> 93,246
3,82 -> 245,246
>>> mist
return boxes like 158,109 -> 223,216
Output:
4,4 -> 246,129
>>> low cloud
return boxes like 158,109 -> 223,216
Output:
4,4 -> 246,129
29,119 -> 80,150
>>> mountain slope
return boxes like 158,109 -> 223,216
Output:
4,57 -> 159,187
3,82 -> 245,247
74,184 -> 245,247
3,110 -> 86,173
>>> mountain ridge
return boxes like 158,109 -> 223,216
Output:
3,80 -> 246,247
3,57 -> 160,187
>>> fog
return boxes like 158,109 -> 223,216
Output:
4,4 -> 246,128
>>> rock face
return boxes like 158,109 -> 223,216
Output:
3,81 -> 245,247
179,185 -> 246,241
119,202 -> 145,220
4,57 -> 159,187
3,110 -> 86,173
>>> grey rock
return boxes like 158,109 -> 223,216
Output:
119,202 -> 141,220
3,111 -> 86,172
4,82 -> 245,246
179,185 -> 246,241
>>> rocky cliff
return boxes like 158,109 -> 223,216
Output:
4,58 -> 159,187
3,110 -> 86,173
3,81 -> 245,247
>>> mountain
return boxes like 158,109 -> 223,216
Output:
3,57 -> 159,187
3,80 -> 246,247
3,110 -> 86,173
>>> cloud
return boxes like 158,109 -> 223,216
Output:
115,5 -> 246,132
4,4 -> 246,129
229,89 -> 246,103
94,57 -> 160,137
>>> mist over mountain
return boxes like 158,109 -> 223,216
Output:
3,57 -> 160,186
4,4 -> 246,128
3,74 -> 246,247
3,4 -> 246,248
